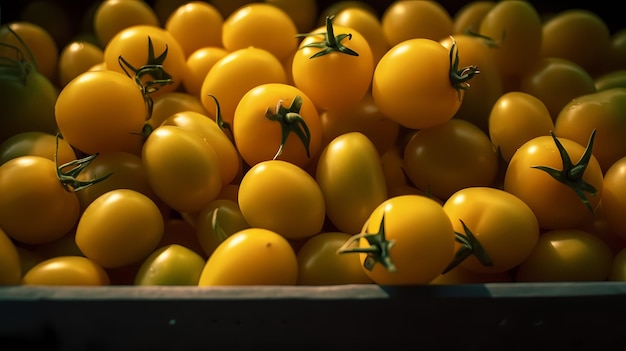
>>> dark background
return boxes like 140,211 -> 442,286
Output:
0,1 -> 623,34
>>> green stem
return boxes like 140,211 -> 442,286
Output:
54,133 -> 112,192
442,219 -> 493,274
448,36 -> 480,100
206,94 -> 234,143
296,15 -> 359,59
264,95 -> 312,160
337,214 -> 397,272
532,129 -> 598,213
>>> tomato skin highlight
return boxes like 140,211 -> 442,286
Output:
22,256 -> 110,286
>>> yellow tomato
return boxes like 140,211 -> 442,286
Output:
164,1 -> 223,57
198,227 -> 298,286
0,228 -> 21,285
22,256 -> 110,286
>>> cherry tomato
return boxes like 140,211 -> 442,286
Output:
22,256 -> 110,286
0,228 -> 21,285
200,46 -> 288,128
519,57 -> 597,121
265,0 -> 318,33
162,110 -> 240,186
75,188 -> 165,269
515,229 -> 613,282
222,3 -> 298,62
477,0 -> 542,78
601,156 -> 626,241
93,0 -> 160,47
443,186 -> 540,274
197,227 -> 298,286
55,70 -> 146,155
0,131 -> 76,166
0,21 -> 59,83
134,244 -> 205,286
75,151 -> 159,212
339,194 -> 456,285
0,156 -> 80,245
297,231 -> 373,285
333,6 -> 390,64
372,37 -> 478,129
164,1 -> 223,57
238,159 -> 326,240
554,88 -> 626,173
148,91 -> 211,129
233,83 -> 322,169
58,40 -> 104,87
380,0 -> 453,46
594,69 -> 626,92
292,16 -> 374,111
488,91 -> 555,163
195,199 -> 250,257
182,46 -> 228,96
452,1 -> 495,34
0,31 -> 58,144
142,125 -> 222,214
540,9 -> 611,77
318,92 -> 400,156
403,118 -> 499,201
315,132 -> 387,234
504,132 -> 604,230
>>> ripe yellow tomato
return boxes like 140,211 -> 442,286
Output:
134,244 -> 205,286
403,119 -> 499,201
477,0 -> 543,77
55,70 -> 146,155
540,9 -> 611,77
265,0 -> 318,33
504,133 -> 604,230
0,131 -> 76,166
602,156 -> 626,241
292,18 -> 374,111
182,46 -> 228,96
142,125 -> 222,214
519,57 -> 597,121
333,6 -> 390,64
75,189 -> 165,269
488,91 -> 555,163
200,46 -> 288,128
297,232 -> 373,285
515,229 -> 613,282
554,88 -> 626,173
0,156 -> 80,245
222,3 -> 298,61
147,91 -> 211,129
74,151 -> 159,212
318,92 -> 399,156
198,227 -> 298,286
348,194 -> 456,285
380,0 -> 453,46
164,1 -> 223,57
315,132 -> 388,234
372,37 -> 478,129
195,199 -> 250,257
93,0 -> 160,47
443,187 -> 540,274
238,159 -> 326,240
22,256 -> 110,286
161,110 -> 240,186
233,83 -> 322,169
0,228 -> 21,285
58,40 -> 104,87
452,1 -> 495,34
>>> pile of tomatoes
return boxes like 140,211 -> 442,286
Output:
1,0 -> 625,287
